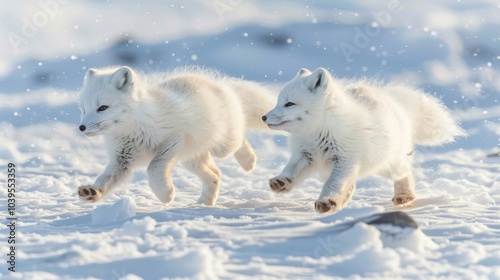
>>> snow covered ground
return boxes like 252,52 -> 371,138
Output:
0,0 -> 499,279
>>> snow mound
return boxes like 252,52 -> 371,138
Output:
378,224 -> 438,253
92,197 -> 137,225
120,216 -> 157,235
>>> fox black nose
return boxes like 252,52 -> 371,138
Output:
262,115 -> 267,122
79,125 -> 86,132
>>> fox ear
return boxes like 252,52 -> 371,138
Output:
297,68 -> 311,76
111,66 -> 134,92
86,68 -> 97,76
84,68 -> 97,81
306,67 -> 328,92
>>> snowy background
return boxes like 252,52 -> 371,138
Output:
1,0 -> 499,279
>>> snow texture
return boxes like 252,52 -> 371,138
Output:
0,0 -> 499,279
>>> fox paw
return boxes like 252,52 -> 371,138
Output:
78,185 -> 104,203
392,193 -> 416,206
197,193 -> 216,206
269,177 -> 293,193
236,154 -> 256,172
315,199 -> 337,214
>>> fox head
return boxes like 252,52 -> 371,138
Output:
78,66 -> 136,136
262,67 -> 333,134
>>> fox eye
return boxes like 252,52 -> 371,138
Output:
97,105 -> 109,112
284,102 -> 296,107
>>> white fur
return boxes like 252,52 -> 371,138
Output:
77,66 -> 276,205
263,67 -> 465,213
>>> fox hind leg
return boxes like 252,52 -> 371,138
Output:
234,138 -> 257,172
392,172 -> 416,206
185,152 -> 221,206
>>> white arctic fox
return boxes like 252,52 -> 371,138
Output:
262,67 -> 464,213
77,66 -> 275,205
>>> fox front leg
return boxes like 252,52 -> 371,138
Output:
147,138 -> 181,204
78,161 -> 133,203
315,160 -> 357,213
78,141 -> 136,203
270,151 -> 314,193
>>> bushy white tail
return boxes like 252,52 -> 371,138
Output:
227,79 -> 277,130
389,85 -> 465,146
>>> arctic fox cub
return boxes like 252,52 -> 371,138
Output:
77,66 -> 275,205
262,67 -> 464,213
